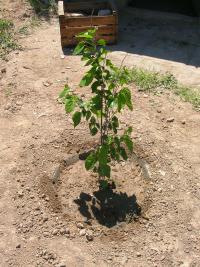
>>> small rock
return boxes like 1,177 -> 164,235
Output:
79,229 -> 86,236
16,244 -> 21,249
157,109 -> 162,113
43,216 -> 48,222
52,229 -> 59,236
18,190 -> 24,198
159,170 -> 166,176
181,120 -> 186,125
77,222 -> 84,229
143,94 -> 148,98
136,252 -> 141,257
166,117 -> 174,123
60,228 -> 67,235
51,166 -> 60,184
65,228 -> 70,234
43,81 -> 52,87
157,188 -> 162,193
1,68 -> 6,73
86,231 -> 94,241
45,196 -> 50,202
60,55 -> 65,59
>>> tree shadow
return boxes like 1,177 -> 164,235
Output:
74,189 -> 141,228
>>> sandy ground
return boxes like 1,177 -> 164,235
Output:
0,2 -> 200,266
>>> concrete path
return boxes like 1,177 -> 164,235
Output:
111,8 -> 200,89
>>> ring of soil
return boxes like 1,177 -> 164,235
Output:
39,143 -> 152,230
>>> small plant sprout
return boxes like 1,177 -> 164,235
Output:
59,29 -> 134,189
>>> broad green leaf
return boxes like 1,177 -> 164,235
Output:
121,87 -> 133,110
91,81 -> 100,93
123,135 -> 133,152
72,111 -> 81,127
120,147 -> 128,160
59,85 -> 70,98
80,72 -> 94,87
73,42 -> 84,55
125,126 -> 133,135
86,111 -> 91,121
99,144 -> 108,165
90,127 -> 98,136
91,95 -> 102,110
98,164 -> 111,178
85,152 -> 97,170
118,87 -> 133,111
99,179 -> 109,189
98,39 -> 106,46
77,29 -> 96,39
65,96 -> 76,113
110,146 -> 120,161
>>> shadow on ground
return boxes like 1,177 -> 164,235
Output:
62,8 -> 200,68
111,10 -> 200,67
74,189 -> 141,228
28,0 -> 56,19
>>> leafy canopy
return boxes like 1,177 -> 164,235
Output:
59,29 -> 134,189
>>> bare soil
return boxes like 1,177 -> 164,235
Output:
0,2 -> 200,267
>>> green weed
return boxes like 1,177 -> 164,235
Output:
0,19 -> 19,59
127,67 -> 200,110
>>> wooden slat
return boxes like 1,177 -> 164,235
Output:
61,35 -> 117,47
58,0 -> 64,16
60,15 -> 116,27
60,25 -> 117,38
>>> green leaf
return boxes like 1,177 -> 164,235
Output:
98,39 -> 106,46
99,179 -> 109,189
85,152 -> 97,170
120,147 -> 128,160
121,87 -> 133,110
91,81 -> 100,93
77,29 -> 96,40
98,164 -> 111,178
118,87 -> 133,111
110,146 -> 120,161
73,42 -> 84,55
65,96 -> 76,113
92,95 -> 102,110
72,111 -> 81,127
59,85 -> 70,98
80,72 -> 94,87
90,127 -> 98,136
123,135 -> 133,152
86,111 -> 91,121
125,126 -> 133,135
99,144 -> 108,165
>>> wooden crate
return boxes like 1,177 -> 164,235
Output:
58,0 -> 118,47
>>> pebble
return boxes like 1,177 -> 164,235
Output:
86,231 -> 94,241
60,55 -> 65,59
1,68 -> 6,73
166,117 -> 174,122
77,222 -> 84,229
52,229 -> 59,235
158,188 -> 162,193
181,120 -> 186,125
43,215 -> 48,222
79,229 -> 86,236
136,252 -> 141,257
51,166 -> 60,184
16,244 -> 21,249
18,190 -> 24,198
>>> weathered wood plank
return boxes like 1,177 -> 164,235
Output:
60,15 -> 117,27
